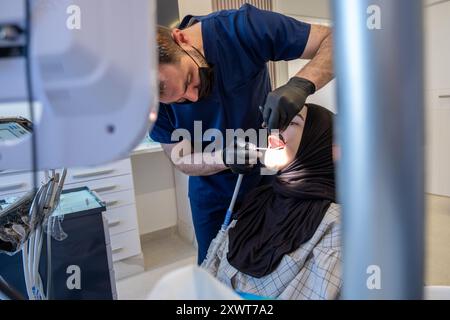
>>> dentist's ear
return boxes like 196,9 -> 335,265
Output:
171,28 -> 190,46
332,144 -> 340,162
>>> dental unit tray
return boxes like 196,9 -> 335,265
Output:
53,187 -> 105,217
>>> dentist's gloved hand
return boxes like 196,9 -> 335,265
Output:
262,77 -> 316,131
222,137 -> 260,174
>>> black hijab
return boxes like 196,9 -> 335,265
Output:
227,104 -> 336,278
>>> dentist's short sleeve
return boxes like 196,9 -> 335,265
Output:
235,4 -> 312,64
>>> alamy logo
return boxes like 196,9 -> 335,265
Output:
366,265 -> 381,290
66,5 -> 81,30
367,5 -> 382,30
66,265 -> 81,290
171,124 -> 269,165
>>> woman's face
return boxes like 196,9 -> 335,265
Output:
264,106 -> 308,172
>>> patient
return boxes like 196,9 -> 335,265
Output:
202,104 -> 341,300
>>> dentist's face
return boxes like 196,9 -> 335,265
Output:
264,107 -> 308,172
159,55 -> 201,104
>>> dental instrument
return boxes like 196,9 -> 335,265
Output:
222,174 -> 244,229
203,174 -> 244,269
253,146 -> 283,151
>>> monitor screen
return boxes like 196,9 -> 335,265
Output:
0,122 -> 30,142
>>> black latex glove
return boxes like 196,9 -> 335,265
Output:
222,137 -> 259,174
262,77 -> 316,131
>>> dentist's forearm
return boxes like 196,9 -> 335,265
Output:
162,141 -> 227,176
174,153 -> 227,176
296,32 -> 334,90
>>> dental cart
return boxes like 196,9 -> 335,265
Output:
0,187 -> 117,300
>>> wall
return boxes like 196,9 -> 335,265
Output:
273,0 -> 331,19
131,152 -> 178,235
276,0 -> 449,196
178,0 -> 213,18
178,0 -> 332,19
424,0 -> 450,196
157,0 -> 180,27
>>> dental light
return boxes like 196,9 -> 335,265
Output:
1,0 -> 159,300
0,0 -> 158,170
263,148 -> 289,171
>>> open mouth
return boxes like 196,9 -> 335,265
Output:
268,134 -> 286,150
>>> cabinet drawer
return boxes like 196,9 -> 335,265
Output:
105,204 -> 139,236
63,158 -> 133,184
0,172 -> 34,198
64,174 -> 134,196
437,90 -> 450,109
0,169 -> 28,176
110,230 -> 141,262
97,190 -> 136,210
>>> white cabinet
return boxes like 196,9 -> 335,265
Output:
63,159 -> 134,185
425,0 -> 450,91
426,94 -> 450,197
425,2 -> 450,197
61,158 -> 143,266
130,151 -> 178,235
105,205 -> 140,236
110,230 -> 143,263
0,171 -> 34,198
0,157 -> 144,278
174,169 -> 195,243
67,174 -> 135,197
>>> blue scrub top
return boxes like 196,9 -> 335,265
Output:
150,4 -> 311,203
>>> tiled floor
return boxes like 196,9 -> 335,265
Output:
117,194 -> 449,299
141,233 -> 197,271
425,195 -> 450,285
116,234 -> 197,300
